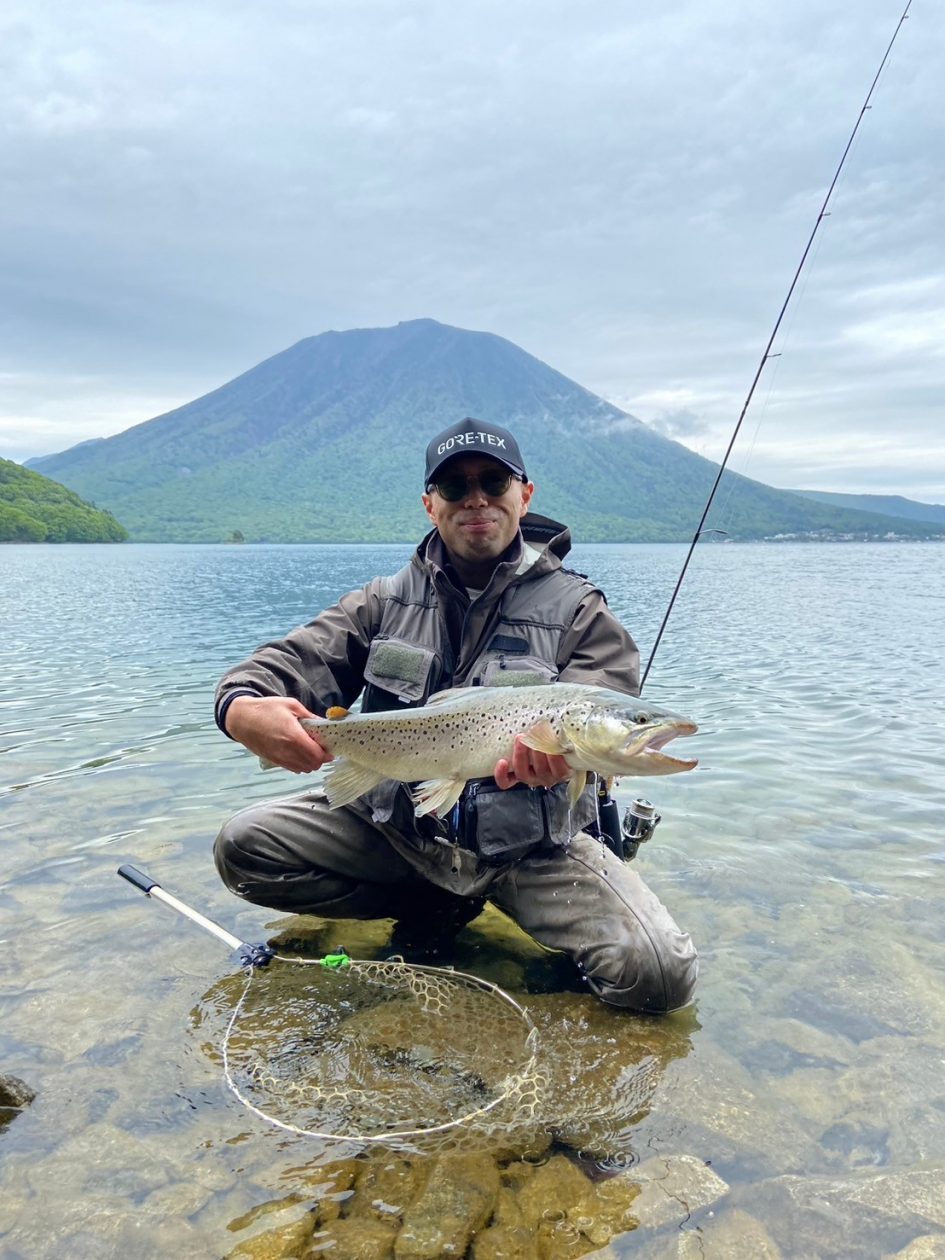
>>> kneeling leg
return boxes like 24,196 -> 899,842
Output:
492,832 -> 698,1014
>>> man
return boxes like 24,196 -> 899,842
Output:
214,418 -> 697,1013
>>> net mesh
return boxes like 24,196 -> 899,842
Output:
217,954 -> 543,1147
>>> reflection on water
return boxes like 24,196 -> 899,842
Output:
2,542 -> 945,1258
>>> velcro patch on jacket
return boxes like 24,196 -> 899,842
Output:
370,642 -> 431,684
490,669 -> 549,687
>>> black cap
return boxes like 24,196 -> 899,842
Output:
424,418 -> 527,487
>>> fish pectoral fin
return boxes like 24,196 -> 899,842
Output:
567,771 -> 588,808
325,706 -> 349,720
323,759 -> 387,808
411,777 -> 467,818
520,720 -> 567,757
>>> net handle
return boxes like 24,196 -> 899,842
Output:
117,863 -> 275,967
118,862 -> 541,1145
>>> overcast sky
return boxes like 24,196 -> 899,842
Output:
3,0 -> 942,499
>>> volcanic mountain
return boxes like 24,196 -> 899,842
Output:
26,319 -> 941,543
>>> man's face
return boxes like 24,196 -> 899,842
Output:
422,455 -> 533,573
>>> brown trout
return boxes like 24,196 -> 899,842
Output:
295,682 -> 697,816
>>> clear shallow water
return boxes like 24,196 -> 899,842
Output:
2,541 -> 944,1257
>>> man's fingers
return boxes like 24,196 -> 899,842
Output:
494,757 -> 516,790
505,737 -> 571,788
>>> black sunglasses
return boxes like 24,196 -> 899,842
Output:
427,470 -> 521,502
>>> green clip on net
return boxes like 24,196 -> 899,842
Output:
319,951 -> 351,970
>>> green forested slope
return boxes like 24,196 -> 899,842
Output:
27,320 -> 944,543
0,459 -> 128,542
788,489 -> 945,527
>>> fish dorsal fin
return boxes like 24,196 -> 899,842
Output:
425,686 -> 481,706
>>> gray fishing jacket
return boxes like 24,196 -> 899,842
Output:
215,513 -> 640,848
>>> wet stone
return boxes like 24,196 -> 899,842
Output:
0,1073 -> 36,1110
23,1122 -> 179,1202
143,1175 -> 216,1219
650,1038 -> 819,1178
503,1153 -> 642,1254
885,1237 -> 945,1260
224,1210 -> 318,1260
678,1207 -> 783,1258
394,1153 -> 500,1260
470,1222 -> 540,1260
228,1193 -> 311,1233
293,1156 -> 361,1224
629,1155 -> 729,1231
348,1156 -> 429,1223
819,1120 -> 890,1168
842,1165 -> 945,1231
307,1215 -> 398,1258
736,1168 -> 945,1260
512,1154 -> 599,1229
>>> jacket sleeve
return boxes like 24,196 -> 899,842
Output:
214,580 -> 385,734
555,588 -> 641,696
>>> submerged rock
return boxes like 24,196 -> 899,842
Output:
629,1154 -> 729,1231
0,1073 -> 36,1111
309,1216 -> 398,1258
677,1207 -> 782,1258
395,1153 -> 500,1259
885,1238 -> 945,1260
225,1213 -> 317,1260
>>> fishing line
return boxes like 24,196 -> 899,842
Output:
118,864 -> 541,1149
714,220 -> 831,523
641,0 -> 913,690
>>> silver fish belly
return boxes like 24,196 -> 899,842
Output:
298,683 -> 697,817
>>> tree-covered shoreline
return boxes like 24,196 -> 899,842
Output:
0,459 -> 127,543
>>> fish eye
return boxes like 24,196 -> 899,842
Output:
634,714 -> 649,725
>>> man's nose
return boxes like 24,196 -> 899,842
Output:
458,477 -> 490,504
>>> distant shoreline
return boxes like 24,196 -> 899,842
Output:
7,535 -> 945,548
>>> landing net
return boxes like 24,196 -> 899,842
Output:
219,952 -> 541,1145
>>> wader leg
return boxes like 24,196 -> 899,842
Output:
214,789 -> 474,924
491,831 -> 698,1014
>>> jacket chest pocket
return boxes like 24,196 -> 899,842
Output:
471,630 -> 559,689
476,654 -> 558,688
363,637 -> 440,707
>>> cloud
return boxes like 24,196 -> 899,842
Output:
0,372 -> 198,461
1,0 -> 942,499
645,410 -> 715,441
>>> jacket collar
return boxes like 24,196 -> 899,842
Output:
413,512 -> 572,601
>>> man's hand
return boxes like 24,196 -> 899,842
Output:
224,695 -> 332,774
494,734 -> 572,790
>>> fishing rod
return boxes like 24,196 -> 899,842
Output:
640,0 -> 913,691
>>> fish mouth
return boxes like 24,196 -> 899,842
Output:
624,721 -> 698,771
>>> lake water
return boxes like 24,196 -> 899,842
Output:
2,540 -> 944,1258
